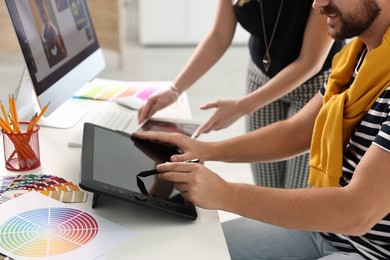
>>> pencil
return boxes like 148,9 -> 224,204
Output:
8,95 -> 14,131
10,95 -> 20,130
27,113 -> 37,132
34,102 -> 50,125
8,115 -> 21,133
0,117 -> 12,132
0,100 -> 10,128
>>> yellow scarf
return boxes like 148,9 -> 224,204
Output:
308,28 -> 390,187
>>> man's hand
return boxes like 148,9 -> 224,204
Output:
157,161 -> 230,210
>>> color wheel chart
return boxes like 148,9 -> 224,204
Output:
0,207 -> 98,257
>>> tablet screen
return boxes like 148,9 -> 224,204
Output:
138,119 -> 199,137
80,123 -> 197,220
93,127 -> 180,198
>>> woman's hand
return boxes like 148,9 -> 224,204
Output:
157,161 -> 229,210
138,89 -> 177,123
194,99 -> 246,137
132,131 -> 208,163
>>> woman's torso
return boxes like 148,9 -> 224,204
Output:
233,0 -> 344,77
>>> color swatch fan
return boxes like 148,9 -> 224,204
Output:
0,174 -> 87,204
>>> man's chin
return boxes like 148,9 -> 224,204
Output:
327,28 -> 344,41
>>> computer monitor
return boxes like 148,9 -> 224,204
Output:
5,0 -> 105,128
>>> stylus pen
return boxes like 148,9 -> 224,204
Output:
139,159 -> 200,177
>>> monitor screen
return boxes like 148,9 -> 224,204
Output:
5,0 -> 105,126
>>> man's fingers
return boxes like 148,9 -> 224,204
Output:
157,162 -> 196,182
157,161 -> 194,173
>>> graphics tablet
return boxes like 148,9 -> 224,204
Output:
137,118 -> 200,138
79,123 -> 197,220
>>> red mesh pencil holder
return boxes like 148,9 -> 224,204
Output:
2,122 -> 41,171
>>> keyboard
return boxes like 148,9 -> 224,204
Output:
68,111 -> 133,147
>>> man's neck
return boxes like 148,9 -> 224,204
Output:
359,5 -> 390,51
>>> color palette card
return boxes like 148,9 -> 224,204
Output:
0,174 -> 87,204
0,192 -> 135,260
73,78 -> 170,101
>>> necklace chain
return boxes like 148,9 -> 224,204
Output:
259,0 -> 284,72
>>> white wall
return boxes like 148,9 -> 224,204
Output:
137,0 -> 249,46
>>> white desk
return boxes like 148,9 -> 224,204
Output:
0,95 -> 231,259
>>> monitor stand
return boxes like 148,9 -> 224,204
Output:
15,68 -> 86,129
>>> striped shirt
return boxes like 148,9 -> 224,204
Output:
319,85 -> 390,259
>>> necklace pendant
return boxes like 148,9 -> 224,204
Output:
263,52 -> 271,72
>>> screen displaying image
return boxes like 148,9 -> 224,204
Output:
31,0 -> 68,68
7,0 -> 99,95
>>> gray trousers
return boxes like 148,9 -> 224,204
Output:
222,218 -> 364,260
245,59 -> 331,188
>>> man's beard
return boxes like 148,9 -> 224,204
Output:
320,0 -> 381,41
